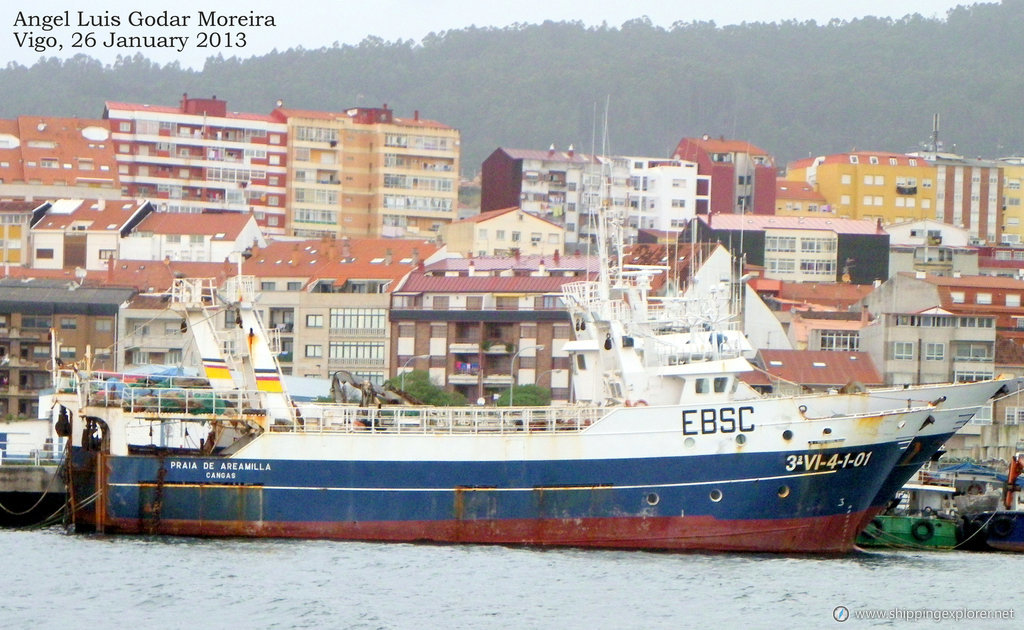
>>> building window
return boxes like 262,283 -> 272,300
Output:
60,317 -> 77,330
1007,294 -> 1021,307
95,318 -> 113,332
36,248 -> 54,259
892,341 -> 914,360
329,308 -> 386,331
305,345 -> 323,358
398,323 -> 415,337
950,291 -> 965,304
977,293 -> 992,305
819,331 -> 859,352
306,314 -> 324,328
924,343 -> 944,361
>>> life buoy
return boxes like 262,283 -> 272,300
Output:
635,400 -> 648,407
967,483 -> 984,495
911,519 -> 935,542
991,515 -> 1016,539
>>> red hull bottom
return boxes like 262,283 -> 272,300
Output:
90,510 -> 874,554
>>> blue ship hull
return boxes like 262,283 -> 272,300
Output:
71,438 -> 907,552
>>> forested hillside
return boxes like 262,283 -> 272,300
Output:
2,1 -> 1023,173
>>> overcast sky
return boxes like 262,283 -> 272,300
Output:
4,0 -> 974,69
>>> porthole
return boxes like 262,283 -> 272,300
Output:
782,430 -> 793,441
736,434 -> 747,445
646,492 -> 660,506
684,437 -> 696,448
709,489 -> 723,502
823,427 -> 832,435
777,485 -> 791,499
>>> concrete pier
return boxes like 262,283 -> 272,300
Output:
0,465 -> 66,527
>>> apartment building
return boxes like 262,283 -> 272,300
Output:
913,152 -> 1004,244
998,157 -> 1024,245
105,95 -> 289,235
0,116 -> 121,202
885,219 -> 977,277
623,157 -> 708,232
672,135 -> 775,215
389,254 -> 600,402
0,278 -> 134,420
787,151 -> 936,225
442,206 -> 565,257
272,105 -> 460,240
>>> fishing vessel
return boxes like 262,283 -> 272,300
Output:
46,245 -> 1004,554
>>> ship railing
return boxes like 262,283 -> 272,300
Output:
285,404 -> 605,435
78,376 -> 249,417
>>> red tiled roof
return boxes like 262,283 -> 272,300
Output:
425,253 -> 599,274
676,137 -> 770,157
244,237 -> 440,286
135,212 -> 253,238
776,180 -> 826,202
778,282 -> 873,309
0,200 -> 44,213
452,206 -> 564,230
1,259 -> 230,292
0,116 -> 118,186
105,101 -> 279,123
752,350 -> 883,387
33,199 -> 148,231
903,271 -> 1024,290
396,273 -> 576,294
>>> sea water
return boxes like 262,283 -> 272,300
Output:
0,528 -> 1020,629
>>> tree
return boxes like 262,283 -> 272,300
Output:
496,385 -> 551,407
385,369 -> 467,406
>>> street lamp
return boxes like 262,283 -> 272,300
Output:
400,354 -> 430,391
509,344 -> 544,406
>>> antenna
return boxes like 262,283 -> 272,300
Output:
931,113 -> 940,153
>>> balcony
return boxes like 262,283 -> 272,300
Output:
483,373 -> 513,386
449,342 -> 480,354
449,372 -> 480,385
482,341 -> 514,354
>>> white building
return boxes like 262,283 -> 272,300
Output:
623,157 -> 708,232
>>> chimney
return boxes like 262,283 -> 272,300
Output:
341,237 -> 351,260
567,144 -> 574,158
414,110 -> 419,121
860,304 -> 870,324
553,249 -> 560,263
538,258 -> 546,276
548,144 -> 555,157
385,248 -> 393,265
411,247 -> 420,265
106,256 -> 114,283
467,260 -> 476,277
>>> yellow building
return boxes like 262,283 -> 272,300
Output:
787,152 -> 937,226
274,105 -> 460,239
0,201 -> 39,264
443,207 -> 565,257
999,158 -> 1024,245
